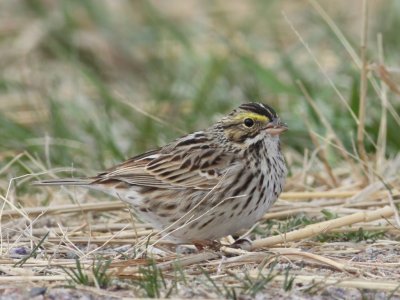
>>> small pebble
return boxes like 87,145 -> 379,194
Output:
29,287 -> 47,297
9,247 -> 29,258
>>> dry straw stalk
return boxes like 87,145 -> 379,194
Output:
251,206 -> 394,249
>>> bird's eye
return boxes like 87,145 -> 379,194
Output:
244,118 -> 254,127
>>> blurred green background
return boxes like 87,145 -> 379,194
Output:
0,0 -> 399,181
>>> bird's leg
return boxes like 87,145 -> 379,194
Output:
192,240 -> 221,251
230,238 -> 252,251
175,244 -> 197,254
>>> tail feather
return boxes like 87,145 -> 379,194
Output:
33,178 -> 92,186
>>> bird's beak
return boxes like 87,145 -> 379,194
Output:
265,118 -> 288,136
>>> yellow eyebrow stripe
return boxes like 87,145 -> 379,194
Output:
235,112 -> 269,122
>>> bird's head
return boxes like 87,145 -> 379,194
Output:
219,102 -> 288,147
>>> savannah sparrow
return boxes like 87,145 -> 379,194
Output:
38,103 -> 287,244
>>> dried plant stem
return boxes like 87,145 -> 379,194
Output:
282,11 -> 358,123
262,208 -> 313,221
0,275 -> 67,283
280,190 -> 400,200
376,33 -> 388,172
310,0 -> 400,128
1,202 -> 125,219
114,90 -> 186,134
304,118 -> 338,187
3,189 -> 398,219
387,191 -> 400,228
251,206 -> 393,249
296,81 -> 359,177
346,199 -> 400,209
375,64 -> 400,95
357,0 -> 369,163
329,225 -> 394,233
115,252 -> 220,275
220,247 -> 353,272
266,274 -> 400,292
266,248 -> 355,272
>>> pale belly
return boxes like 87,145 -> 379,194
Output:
118,168 -> 284,243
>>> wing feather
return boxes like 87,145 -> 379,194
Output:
92,137 -> 237,190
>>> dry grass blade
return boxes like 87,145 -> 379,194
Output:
374,64 -> 400,95
310,0 -> 400,127
386,191 -> 400,228
0,275 -> 67,283
357,0 -> 369,163
267,248 -> 356,273
280,190 -> 400,201
215,247 -> 354,273
296,81 -> 359,178
263,274 -> 400,293
114,252 -> 220,276
0,202 -> 126,219
376,34 -> 388,172
282,12 -> 359,125
303,117 -> 338,187
113,90 -> 186,134
251,206 -> 393,249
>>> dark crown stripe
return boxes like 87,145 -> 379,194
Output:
239,103 -> 277,119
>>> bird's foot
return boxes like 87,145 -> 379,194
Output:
175,244 -> 197,254
230,238 -> 252,251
